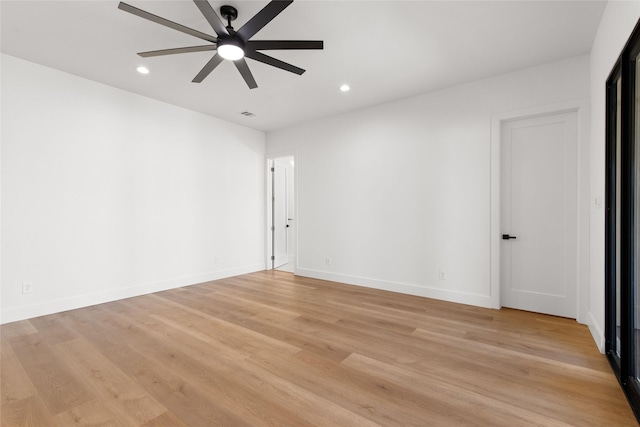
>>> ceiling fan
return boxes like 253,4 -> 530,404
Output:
118,0 -> 323,89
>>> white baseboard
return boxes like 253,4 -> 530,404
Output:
587,311 -> 605,353
295,268 -> 495,309
0,264 -> 264,324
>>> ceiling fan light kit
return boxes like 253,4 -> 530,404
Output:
118,0 -> 323,89
217,41 -> 244,61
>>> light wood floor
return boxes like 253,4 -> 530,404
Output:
1,271 -> 637,426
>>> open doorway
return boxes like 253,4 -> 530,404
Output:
266,155 -> 295,272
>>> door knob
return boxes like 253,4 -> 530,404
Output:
502,234 -> 517,240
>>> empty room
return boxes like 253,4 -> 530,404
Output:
2,0 -> 640,425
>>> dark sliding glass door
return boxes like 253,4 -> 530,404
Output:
634,47 -> 640,388
606,19 -> 640,421
606,63 -> 622,368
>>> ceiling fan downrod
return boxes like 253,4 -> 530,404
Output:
220,5 -> 238,31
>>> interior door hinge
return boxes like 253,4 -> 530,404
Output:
271,255 -> 275,261
271,167 -> 275,172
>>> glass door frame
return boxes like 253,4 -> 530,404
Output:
605,18 -> 640,422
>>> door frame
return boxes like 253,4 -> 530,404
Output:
489,99 -> 590,325
604,19 -> 640,420
265,151 -> 297,271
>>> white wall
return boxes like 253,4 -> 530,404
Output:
589,2 -> 640,351
1,54 -> 266,323
267,55 -> 591,312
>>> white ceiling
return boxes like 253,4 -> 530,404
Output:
1,0 -> 606,132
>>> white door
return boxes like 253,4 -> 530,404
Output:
272,162 -> 288,269
500,112 -> 578,318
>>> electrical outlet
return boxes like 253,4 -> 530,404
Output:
325,257 -> 331,266
595,196 -> 603,208
22,282 -> 33,294
439,270 -> 446,280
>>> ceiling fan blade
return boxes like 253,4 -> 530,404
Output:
192,0 -> 229,37
138,45 -> 216,58
245,50 -> 305,75
119,2 -> 216,43
236,0 -> 293,41
234,59 -> 258,89
247,40 -> 323,50
192,53 -> 224,83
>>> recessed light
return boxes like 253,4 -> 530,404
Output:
340,84 -> 350,92
137,66 -> 149,74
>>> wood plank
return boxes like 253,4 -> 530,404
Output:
341,352 -> 573,427
1,396 -> 57,427
55,337 -> 168,425
140,411 -> 189,427
1,337 -> 36,406
0,320 -> 38,339
97,301 -> 375,426
60,307 -> 254,427
54,398 -> 128,427
6,331 -> 94,416
149,292 -> 351,362
29,312 -> 78,345
249,347 -> 470,426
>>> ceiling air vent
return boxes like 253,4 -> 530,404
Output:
240,111 -> 255,117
